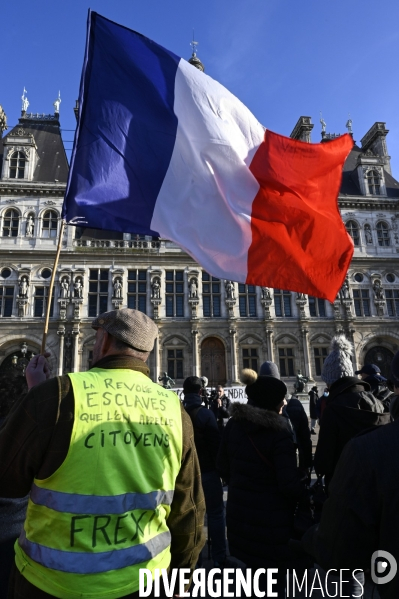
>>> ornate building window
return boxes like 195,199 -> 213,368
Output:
9,151 -> 25,179
278,347 -> 295,377
274,290 -> 292,317
166,271 -> 184,317
238,285 -> 257,317
127,270 -> 147,313
42,210 -> 58,238
88,269 -> 109,317
314,347 -> 329,376
167,349 -> 184,379
242,348 -> 258,371
376,221 -> 390,247
367,169 -> 381,195
34,287 -> 54,318
385,290 -> 399,316
308,296 -> 326,317
202,272 -> 221,317
345,220 -> 360,246
2,209 -> 19,237
353,289 -> 371,316
1,268 -> 12,279
0,286 -> 14,317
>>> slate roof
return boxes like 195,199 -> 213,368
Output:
0,115 -> 69,183
340,144 -> 399,198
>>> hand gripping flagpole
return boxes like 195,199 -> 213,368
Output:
41,219 -> 66,354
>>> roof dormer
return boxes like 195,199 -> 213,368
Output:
356,149 -> 387,197
1,129 -> 39,181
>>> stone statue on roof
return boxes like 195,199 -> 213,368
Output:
345,118 -> 353,134
53,91 -> 61,114
21,88 -> 29,113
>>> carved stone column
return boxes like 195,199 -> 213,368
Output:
153,335 -> 160,382
261,294 -> 273,320
374,300 -> 385,317
265,328 -> 274,363
296,294 -> 308,320
301,327 -> 312,380
348,327 -> 358,371
189,297 -> 199,319
57,326 -> 65,376
342,298 -> 353,319
229,327 -> 238,384
191,329 -> 199,376
72,328 -> 80,373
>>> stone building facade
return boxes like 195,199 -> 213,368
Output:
1,99 -> 399,391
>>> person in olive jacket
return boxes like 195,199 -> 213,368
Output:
217,369 -> 307,598
314,335 -> 390,491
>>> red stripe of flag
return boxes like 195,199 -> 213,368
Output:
247,131 -> 354,302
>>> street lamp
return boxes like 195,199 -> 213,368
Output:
11,342 -> 34,375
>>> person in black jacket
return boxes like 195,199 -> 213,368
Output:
355,363 -> 393,411
304,416 -> 399,599
0,375 -> 29,594
285,395 -> 313,477
210,385 -> 231,431
308,386 -> 319,434
217,369 -> 306,598
183,376 -> 226,566
303,352 -> 399,599
260,362 -> 312,477
314,336 -> 390,491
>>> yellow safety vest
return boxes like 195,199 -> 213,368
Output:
15,368 -> 183,599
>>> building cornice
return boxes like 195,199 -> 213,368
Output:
0,182 -> 66,197
339,196 -> 399,211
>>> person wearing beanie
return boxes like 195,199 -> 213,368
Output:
355,363 -> 393,411
259,360 -> 281,378
314,335 -> 390,491
182,376 -> 227,567
217,369 -> 308,598
261,362 -> 312,478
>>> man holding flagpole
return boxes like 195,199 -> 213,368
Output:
0,309 -> 205,598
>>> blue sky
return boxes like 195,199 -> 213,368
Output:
2,0 -> 399,175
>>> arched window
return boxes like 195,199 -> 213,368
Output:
9,151 -> 25,179
42,210 -> 58,238
367,169 -> 381,195
376,221 -> 390,247
2,209 -> 19,237
346,220 -> 360,246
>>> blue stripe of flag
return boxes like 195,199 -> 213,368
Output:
63,12 -> 180,235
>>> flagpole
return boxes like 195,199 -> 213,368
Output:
41,220 -> 66,354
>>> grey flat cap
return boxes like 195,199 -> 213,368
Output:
92,309 -> 158,352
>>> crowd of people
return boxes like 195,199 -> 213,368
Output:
0,308 -> 398,599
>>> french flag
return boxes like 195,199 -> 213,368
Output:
63,12 -> 354,302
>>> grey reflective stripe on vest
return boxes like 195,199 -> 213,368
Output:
30,483 -> 174,514
19,529 -> 171,574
